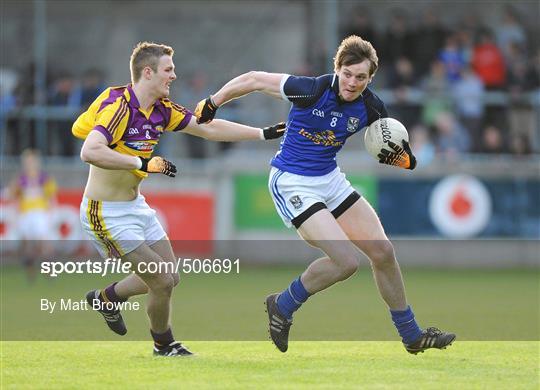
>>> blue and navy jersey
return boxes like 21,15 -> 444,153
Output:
271,74 -> 387,176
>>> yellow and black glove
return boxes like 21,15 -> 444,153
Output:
194,96 -> 219,124
377,140 -> 417,170
262,122 -> 287,140
140,156 -> 177,177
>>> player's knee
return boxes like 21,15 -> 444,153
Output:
368,240 -> 396,268
148,273 -> 175,295
172,272 -> 180,287
337,256 -> 359,281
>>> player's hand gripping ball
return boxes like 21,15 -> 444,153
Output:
139,156 -> 177,177
364,117 -> 416,170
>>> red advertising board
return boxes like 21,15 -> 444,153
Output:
2,190 -> 214,254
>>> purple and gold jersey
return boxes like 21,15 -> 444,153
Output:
72,85 -> 192,178
15,173 -> 56,213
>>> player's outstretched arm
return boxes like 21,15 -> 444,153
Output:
183,116 -> 285,142
195,71 -> 285,124
80,131 -> 176,176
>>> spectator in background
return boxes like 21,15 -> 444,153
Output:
0,68 -> 18,125
382,10 -> 415,64
179,71 -> 211,158
409,124 -> 435,165
479,125 -> 506,154
387,56 -> 417,89
413,8 -> 447,76
496,6 -> 527,62
387,56 -> 419,129
506,43 -> 539,151
532,49 -> 540,90
455,28 -> 476,65
438,33 -> 467,82
48,71 -> 80,107
509,134 -> 532,156
433,111 -> 471,158
471,29 -> 506,90
10,63 -> 48,154
48,71 -> 80,156
340,6 -> 377,48
421,60 -> 452,127
79,68 -> 106,109
14,62 -> 39,107
452,66 -> 485,152
0,68 -> 18,156
459,12 -> 483,46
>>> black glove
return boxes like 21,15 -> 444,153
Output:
262,122 -> 286,140
377,140 -> 417,170
139,156 -> 177,177
194,96 -> 218,124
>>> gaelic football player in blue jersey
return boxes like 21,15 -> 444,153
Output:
72,42 -> 284,357
195,35 -> 455,354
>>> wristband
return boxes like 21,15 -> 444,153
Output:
135,157 -> 143,170
259,129 -> 265,140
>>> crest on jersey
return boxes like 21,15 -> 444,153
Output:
289,195 -> 303,210
347,117 -> 360,132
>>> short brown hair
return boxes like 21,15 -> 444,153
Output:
130,42 -> 174,83
333,35 -> 378,75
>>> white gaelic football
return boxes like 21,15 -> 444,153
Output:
364,117 -> 409,159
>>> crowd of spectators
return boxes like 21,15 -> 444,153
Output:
339,5 -> 539,161
1,66 -> 106,156
1,4 -> 538,161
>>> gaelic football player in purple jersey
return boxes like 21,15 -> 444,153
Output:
73,42 -> 285,357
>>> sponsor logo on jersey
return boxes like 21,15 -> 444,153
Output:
289,195 -> 303,210
128,127 -> 139,135
312,108 -> 325,118
330,111 -> 343,117
299,129 -> 343,147
347,117 -> 360,132
125,141 -> 155,152
142,124 -> 152,130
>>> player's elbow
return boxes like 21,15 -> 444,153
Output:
80,145 -> 93,163
80,142 -> 100,164
245,71 -> 267,91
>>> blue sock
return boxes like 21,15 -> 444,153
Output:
276,277 -> 310,319
390,306 -> 423,345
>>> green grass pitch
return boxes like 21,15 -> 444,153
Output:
1,266 -> 539,388
2,341 -> 538,389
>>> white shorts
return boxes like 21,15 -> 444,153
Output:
268,166 -> 360,228
80,195 -> 166,258
18,210 -> 50,240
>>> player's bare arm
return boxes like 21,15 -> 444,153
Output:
195,72 -> 286,123
81,130 -> 176,201
183,116 -> 285,141
81,130 -> 176,176
81,131 -> 142,170
213,71 -> 285,103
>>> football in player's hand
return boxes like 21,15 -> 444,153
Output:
364,117 -> 409,159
